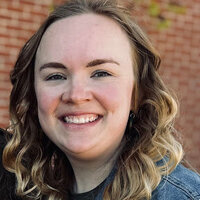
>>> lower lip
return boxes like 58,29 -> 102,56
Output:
60,116 -> 102,130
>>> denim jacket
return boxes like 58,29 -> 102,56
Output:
95,164 -> 200,200
152,164 -> 200,200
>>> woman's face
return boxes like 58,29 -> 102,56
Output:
34,13 -> 134,162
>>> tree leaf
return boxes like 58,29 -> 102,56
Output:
149,1 -> 161,17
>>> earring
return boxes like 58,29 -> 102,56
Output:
129,111 -> 135,119
129,110 -> 136,128
124,110 -> 139,146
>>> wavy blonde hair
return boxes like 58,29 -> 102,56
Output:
3,0 -> 183,199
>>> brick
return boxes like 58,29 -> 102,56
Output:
0,119 -> 9,128
0,86 -> 11,91
4,5 -> 23,13
30,10 -> 49,18
0,93 -> 9,100
0,99 -> 9,107
20,0 -> 51,6
0,74 -> 10,81
0,51 -> 10,57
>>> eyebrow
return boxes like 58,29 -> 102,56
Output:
39,59 -> 120,71
86,59 -> 120,67
39,62 -> 66,71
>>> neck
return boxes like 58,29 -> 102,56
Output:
68,154 -> 117,193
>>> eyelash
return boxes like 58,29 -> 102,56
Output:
91,70 -> 112,78
46,73 -> 66,81
45,70 -> 112,81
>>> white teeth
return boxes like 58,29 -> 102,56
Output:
89,117 -> 94,122
74,118 -> 78,123
64,115 -> 99,124
80,118 -> 85,123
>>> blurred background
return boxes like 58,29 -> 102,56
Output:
0,0 -> 199,171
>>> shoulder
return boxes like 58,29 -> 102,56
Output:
0,128 -> 19,200
152,164 -> 200,200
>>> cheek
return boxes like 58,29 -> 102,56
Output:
94,81 -> 133,112
97,85 -> 119,110
35,87 -> 61,114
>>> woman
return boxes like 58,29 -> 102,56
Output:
0,0 -> 200,199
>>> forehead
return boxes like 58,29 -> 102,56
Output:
35,13 -> 133,66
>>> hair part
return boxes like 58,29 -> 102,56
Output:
3,0 -> 183,199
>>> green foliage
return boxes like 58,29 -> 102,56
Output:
157,19 -> 171,30
149,1 -> 161,17
135,0 -> 186,30
168,3 -> 186,14
49,3 -> 55,13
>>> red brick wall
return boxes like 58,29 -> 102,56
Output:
0,0 -> 51,125
0,0 -> 200,171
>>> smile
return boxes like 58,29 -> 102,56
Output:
63,114 -> 100,124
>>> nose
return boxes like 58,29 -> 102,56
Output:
61,77 -> 92,104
